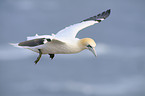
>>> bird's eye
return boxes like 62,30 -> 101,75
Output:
87,45 -> 92,48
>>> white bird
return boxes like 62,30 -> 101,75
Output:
11,9 -> 111,64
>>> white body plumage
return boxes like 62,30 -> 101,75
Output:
11,9 -> 111,64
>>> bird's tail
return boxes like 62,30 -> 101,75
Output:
9,43 -> 23,48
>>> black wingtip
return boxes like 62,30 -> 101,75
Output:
108,9 -> 111,12
100,9 -> 111,19
18,38 -> 45,47
107,9 -> 111,15
82,9 -> 111,22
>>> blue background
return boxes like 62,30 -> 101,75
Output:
0,0 -> 145,96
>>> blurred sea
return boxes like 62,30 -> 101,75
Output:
0,0 -> 145,96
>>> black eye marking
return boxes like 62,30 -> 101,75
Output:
46,39 -> 51,42
87,45 -> 92,48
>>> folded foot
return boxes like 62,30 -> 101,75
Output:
49,54 -> 55,60
34,49 -> 42,64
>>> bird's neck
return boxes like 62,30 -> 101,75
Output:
77,38 -> 88,50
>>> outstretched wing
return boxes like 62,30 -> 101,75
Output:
55,9 -> 111,39
10,33 -> 65,48
17,38 -> 65,47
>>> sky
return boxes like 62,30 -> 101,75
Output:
0,0 -> 145,96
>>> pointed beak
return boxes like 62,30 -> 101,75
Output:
88,47 -> 97,57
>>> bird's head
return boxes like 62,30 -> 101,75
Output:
79,38 -> 97,57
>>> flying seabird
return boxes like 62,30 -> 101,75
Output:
11,9 -> 111,64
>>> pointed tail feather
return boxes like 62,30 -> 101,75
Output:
9,43 -> 23,48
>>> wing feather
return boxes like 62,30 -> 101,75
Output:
55,9 -> 111,39
27,34 -> 53,40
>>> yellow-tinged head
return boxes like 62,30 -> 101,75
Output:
79,38 -> 97,56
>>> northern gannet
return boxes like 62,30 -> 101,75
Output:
11,9 -> 111,64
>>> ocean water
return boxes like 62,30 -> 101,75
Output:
0,0 -> 145,96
